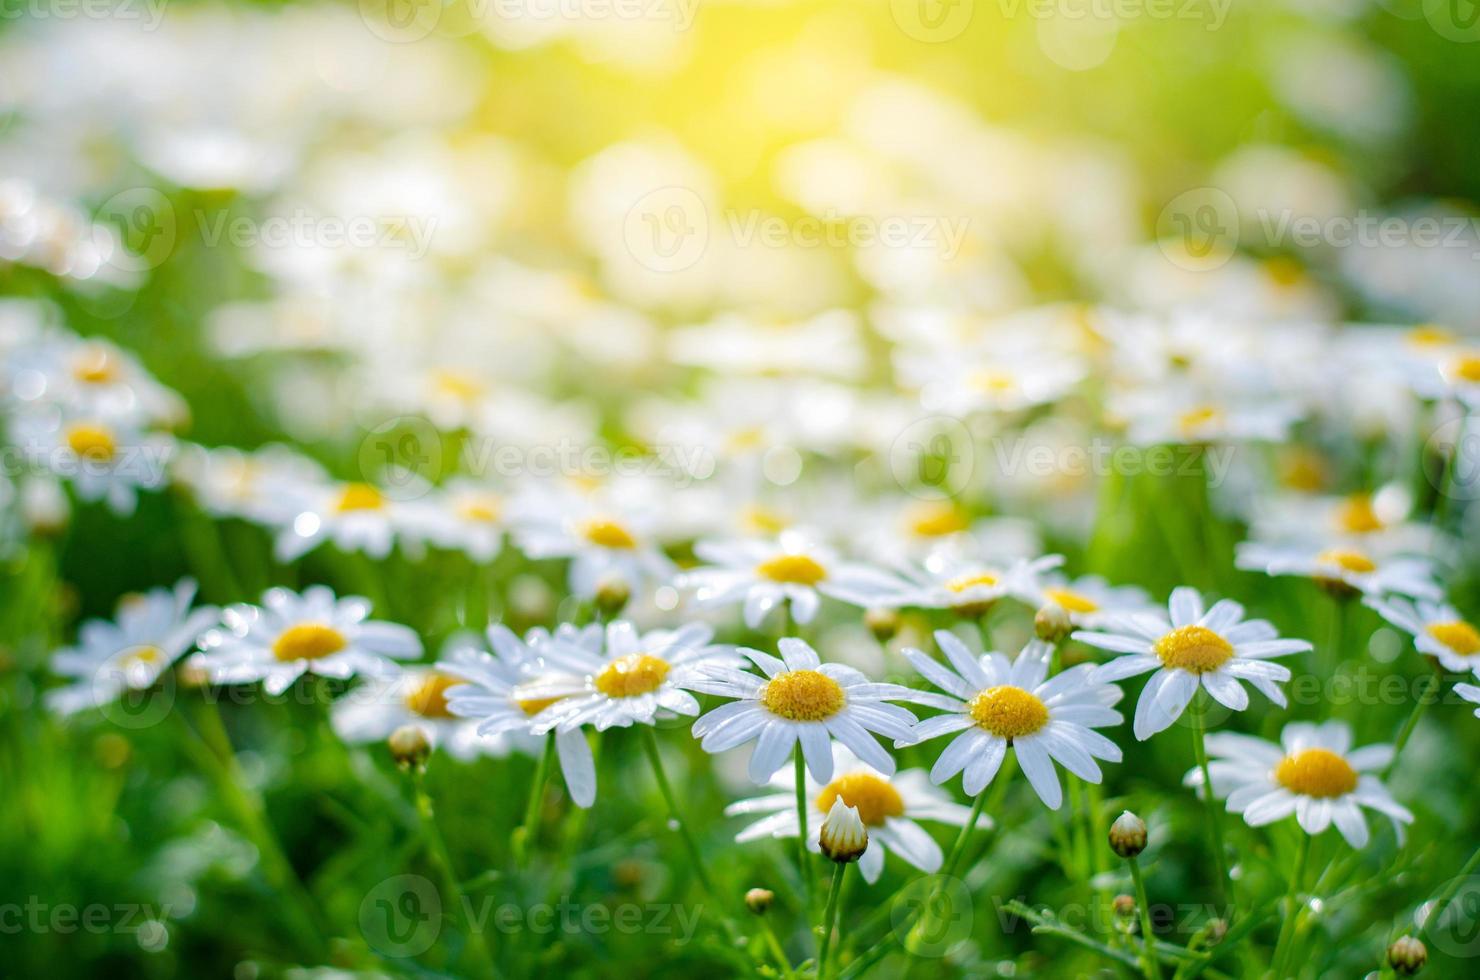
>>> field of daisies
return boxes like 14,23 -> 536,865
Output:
4,2 -> 1480,978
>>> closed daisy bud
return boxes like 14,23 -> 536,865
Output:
594,575 -> 631,617
1113,894 -> 1136,919
1386,936 -> 1426,976
818,797 -> 868,864
1034,603 -> 1073,643
864,607 -> 901,642
745,888 -> 775,915
1205,918 -> 1227,945
388,724 -> 431,770
1108,810 -> 1147,858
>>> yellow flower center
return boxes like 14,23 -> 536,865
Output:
1154,625 -> 1234,674
968,685 -> 1049,739
741,504 -> 790,535
1262,255 -> 1305,288
456,496 -> 502,523
404,673 -> 462,719
1335,494 -> 1384,534
515,694 -> 563,716
815,773 -> 905,826
946,572 -> 998,593
973,370 -> 1017,393
1449,354 -> 1480,384
760,669 -> 845,721
1407,325 -> 1455,348
1315,549 -> 1376,574
755,554 -> 828,586
1427,620 -> 1480,656
1274,748 -> 1357,799
1178,405 -> 1222,435
272,623 -> 348,662
905,501 -> 970,537
116,645 -> 163,671
66,423 -> 116,460
336,483 -> 385,513
594,653 -> 671,698
72,346 -> 119,383
431,369 -> 486,402
582,518 -> 637,549
1043,587 -> 1099,614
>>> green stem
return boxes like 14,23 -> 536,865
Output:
514,732 -> 554,865
759,918 -> 796,979
1271,834 -> 1310,979
1420,841 -> 1480,941
1128,857 -> 1161,980
413,770 -> 500,979
817,862 -> 847,980
796,747 -> 814,903
1191,695 -> 1232,911
1384,665 -> 1440,780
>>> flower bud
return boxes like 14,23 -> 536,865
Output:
1112,894 -> 1136,919
818,797 -> 867,864
1205,918 -> 1227,945
744,888 -> 775,915
594,575 -> 631,618
863,607 -> 901,643
1108,810 -> 1147,858
1387,936 -> 1426,976
388,724 -> 431,770
1034,603 -> 1073,643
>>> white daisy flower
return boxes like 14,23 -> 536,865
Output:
724,744 -> 990,884
515,619 -> 743,733
677,530 -> 904,628
190,585 -> 422,695
46,579 -> 218,716
511,481 -> 676,599
689,637 -> 920,784
1235,541 -> 1441,600
330,642 -> 520,761
273,476 -> 425,563
1365,596 -> 1480,675
1013,571 -> 1157,629
7,330 -> 187,429
1074,587 -> 1310,740
898,633 -> 1123,809
172,442 -> 327,527
443,623 -> 596,808
10,411 -> 174,515
1185,721 -> 1413,848
405,478 -> 508,563
868,552 -> 1064,614
1252,488 -> 1434,557
1109,383 -> 1301,446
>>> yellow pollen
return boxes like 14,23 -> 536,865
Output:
1449,354 -> 1480,384
1335,494 -> 1384,534
1274,748 -> 1357,798
404,673 -> 462,719
594,653 -> 671,698
973,370 -> 1017,393
815,773 -> 905,826
968,685 -> 1049,739
741,504 -> 790,535
760,669 -> 845,721
1427,620 -> 1480,656
582,518 -> 637,549
755,554 -> 828,586
118,645 -> 163,669
1154,625 -> 1234,673
905,502 -> 970,537
72,346 -> 119,383
272,623 -> 348,662
1178,405 -> 1222,434
66,423 -> 116,460
336,483 -> 385,513
1315,549 -> 1376,574
456,496 -> 502,523
946,572 -> 998,594
516,695 -> 562,716
1408,325 -> 1455,348
1262,255 -> 1305,288
1043,587 -> 1099,614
